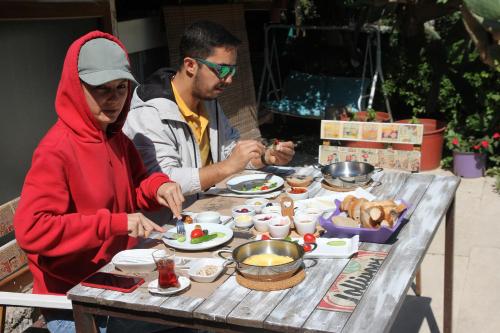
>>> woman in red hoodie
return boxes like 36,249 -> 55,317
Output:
14,31 -> 184,332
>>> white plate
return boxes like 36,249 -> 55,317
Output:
112,249 -> 192,272
253,235 -> 359,258
300,236 -> 359,259
148,276 -> 190,295
163,223 -> 233,251
112,249 -> 156,273
226,174 -> 284,194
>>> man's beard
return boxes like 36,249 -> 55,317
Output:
192,73 -> 225,101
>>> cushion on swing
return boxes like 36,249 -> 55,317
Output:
266,71 -> 371,119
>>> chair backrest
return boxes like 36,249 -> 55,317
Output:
318,120 -> 424,172
0,198 -> 29,290
163,4 -> 261,140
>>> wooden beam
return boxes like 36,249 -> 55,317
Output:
0,1 -> 113,34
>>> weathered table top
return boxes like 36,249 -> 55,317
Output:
68,169 -> 460,333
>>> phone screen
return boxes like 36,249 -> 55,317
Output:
82,272 -> 143,290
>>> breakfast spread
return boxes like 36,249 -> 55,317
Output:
196,265 -> 219,277
188,225 -> 225,244
182,214 -> 194,224
243,253 -> 294,266
286,175 -> 313,187
289,187 -> 307,194
334,195 -> 407,229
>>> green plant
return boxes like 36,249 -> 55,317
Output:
365,108 -> 376,122
446,131 -> 500,154
486,167 -> 500,192
382,12 -> 500,170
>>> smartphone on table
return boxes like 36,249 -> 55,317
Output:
81,272 -> 144,293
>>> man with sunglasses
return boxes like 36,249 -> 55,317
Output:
124,20 -> 295,207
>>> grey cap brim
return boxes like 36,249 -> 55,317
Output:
79,69 -> 138,86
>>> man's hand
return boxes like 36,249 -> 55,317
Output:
127,213 -> 165,238
266,140 -> 295,165
156,182 -> 184,218
224,140 -> 265,172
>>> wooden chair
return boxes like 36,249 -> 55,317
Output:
0,198 -> 71,333
319,119 -> 424,295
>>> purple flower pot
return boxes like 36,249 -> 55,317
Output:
453,152 -> 485,178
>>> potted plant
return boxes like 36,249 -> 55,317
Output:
339,107 -> 391,149
446,131 -> 500,178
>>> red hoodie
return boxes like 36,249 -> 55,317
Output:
14,31 -> 171,295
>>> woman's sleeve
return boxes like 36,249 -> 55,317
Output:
14,148 -> 128,257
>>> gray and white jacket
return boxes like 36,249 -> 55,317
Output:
123,68 -> 239,199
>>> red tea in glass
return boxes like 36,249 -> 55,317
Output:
156,258 -> 179,288
152,249 -> 179,289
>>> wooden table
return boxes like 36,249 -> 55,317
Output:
68,170 -> 460,333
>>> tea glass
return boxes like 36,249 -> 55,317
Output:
152,249 -> 179,289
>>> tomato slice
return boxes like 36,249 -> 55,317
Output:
260,185 -> 269,190
190,229 -> 204,239
303,233 -> 316,244
261,234 -> 270,240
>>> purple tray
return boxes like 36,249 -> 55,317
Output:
319,199 -> 410,243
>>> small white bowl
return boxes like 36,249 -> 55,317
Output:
195,211 -> 221,224
294,214 -> 317,236
261,204 -> 282,215
295,207 -> 323,224
285,187 -> 309,201
269,216 -> 291,239
244,198 -> 270,213
231,205 -> 256,218
234,215 -> 253,229
188,258 -> 225,283
252,213 -> 281,232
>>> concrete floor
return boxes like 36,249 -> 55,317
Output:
390,170 -> 500,333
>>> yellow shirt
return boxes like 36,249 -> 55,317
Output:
171,82 -> 212,166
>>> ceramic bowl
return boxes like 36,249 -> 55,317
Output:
231,205 -> 256,219
285,187 -> 309,201
188,258 -> 225,283
234,215 -> 254,229
261,204 -> 282,215
195,211 -> 221,224
252,213 -> 281,232
293,214 -> 317,236
244,198 -> 270,213
268,216 -> 291,239
295,207 -> 323,224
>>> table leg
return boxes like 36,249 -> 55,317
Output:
73,303 -> 98,333
415,267 -> 422,296
444,198 -> 455,333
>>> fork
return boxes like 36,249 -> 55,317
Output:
175,217 -> 185,236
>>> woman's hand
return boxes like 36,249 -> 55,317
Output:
127,213 -> 165,238
266,140 -> 295,165
156,182 -> 184,218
